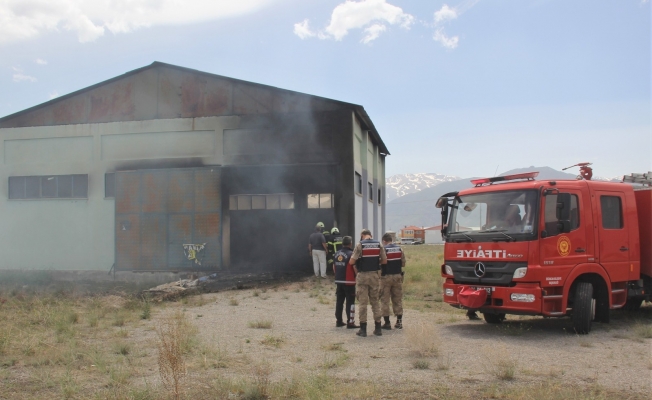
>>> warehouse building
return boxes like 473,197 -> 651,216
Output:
0,62 -> 388,273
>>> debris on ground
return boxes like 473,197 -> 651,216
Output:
142,270 -> 310,301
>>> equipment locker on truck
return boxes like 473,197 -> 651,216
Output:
437,167 -> 651,334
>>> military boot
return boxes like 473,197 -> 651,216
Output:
395,315 -> 403,329
373,321 -> 383,336
381,316 -> 392,330
356,323 -> 367,337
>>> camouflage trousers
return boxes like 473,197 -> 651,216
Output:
356,271 -> 381,323
380,274 -> 403,317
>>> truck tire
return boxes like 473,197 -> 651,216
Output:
572,282 -> 594,334
483,313 -> 506,324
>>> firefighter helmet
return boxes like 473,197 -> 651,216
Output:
316,222 -> 325,228
331,227 -> 339,235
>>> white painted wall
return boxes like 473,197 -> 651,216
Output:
0,116 -> 237,270
425,230 -> 443,244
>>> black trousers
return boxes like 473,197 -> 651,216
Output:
335,284 -> 356,323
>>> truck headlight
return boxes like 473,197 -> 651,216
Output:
513,267 -> 527,279
444,265 -> 453,276
510,293 -> 535,302
445,288 -> 454,297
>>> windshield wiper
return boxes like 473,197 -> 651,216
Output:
452,232 -> 475,242
478,229 -> 515,242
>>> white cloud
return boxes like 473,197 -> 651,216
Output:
294,0 -> 413,44
12,67 -> 37,82
0,0 -> 275,45
361,23 -> 386,44
434,5 -> 457,23
35,58 -> 48,65
293,19 -> 314,39
431,1 -> 479,49
433,27 -> 458,49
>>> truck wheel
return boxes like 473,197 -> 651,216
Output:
623,298 -> 643,311
572,282 -> 594,334
483,313 -> 506,324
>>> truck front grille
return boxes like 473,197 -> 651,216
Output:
446,261 -> 527,286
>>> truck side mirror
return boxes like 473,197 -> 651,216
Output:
435,197 -> 447,208
556,193 -> 571,233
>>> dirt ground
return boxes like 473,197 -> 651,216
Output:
1,247 -> 650,399
129,277 -> 651,398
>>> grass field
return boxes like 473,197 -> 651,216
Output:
0,245 -> 649,399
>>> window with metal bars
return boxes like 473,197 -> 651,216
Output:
9,175 -> 88,199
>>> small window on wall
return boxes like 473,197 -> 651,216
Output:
378,188 -> 382,205
229,194 -> 295,210
600,196 -> 623,229
308,193 -> 333,209
355,172 -> 362,194
9,175 -> 88,199
105,173 -> 115,198
368,182 -> 373,202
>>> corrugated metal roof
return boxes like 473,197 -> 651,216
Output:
0,61 -> 390,155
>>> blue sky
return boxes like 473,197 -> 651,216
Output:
0,0 -> 649,179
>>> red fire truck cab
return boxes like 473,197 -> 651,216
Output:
437,171 -> 651,334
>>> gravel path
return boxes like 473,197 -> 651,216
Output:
168,277 -> 651,396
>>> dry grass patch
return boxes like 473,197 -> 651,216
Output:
260,334 -> 285,348
323,342 -> 344,351
405,320 -> 440,357
413,359 -> 430,369
248,319 -> 273,329
157,311 -> 197,400
483,344 -> 518,381
322,352 -> 350,369
633,322 -> 652,339
229,297 -> 239,306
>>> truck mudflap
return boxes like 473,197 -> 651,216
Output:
443,281 -> 562,316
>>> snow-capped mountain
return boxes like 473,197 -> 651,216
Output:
385,173 -> 460,202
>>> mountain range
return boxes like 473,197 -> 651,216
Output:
385,173 -> 459,202
384,166 -> 621,232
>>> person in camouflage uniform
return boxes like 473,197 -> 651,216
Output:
380,232 -> 406,329
349,229 -> 387,337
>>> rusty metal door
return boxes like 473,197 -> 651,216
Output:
115,167 -> 221,272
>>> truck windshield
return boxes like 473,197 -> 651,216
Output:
448,190 -> 538,239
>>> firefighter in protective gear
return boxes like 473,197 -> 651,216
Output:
380,232 -> 406,329
349,229 -> 387,337
326,227 -> 344,269
333,236 -> 358,329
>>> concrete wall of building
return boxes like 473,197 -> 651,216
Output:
0,117 -> 236,270
0,109 -> 369,271
351,115 -> 383,241
353,117 -> 363,239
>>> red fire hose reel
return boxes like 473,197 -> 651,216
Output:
457,286 -> 488,309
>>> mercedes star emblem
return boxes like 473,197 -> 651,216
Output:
474,262 -> 486,278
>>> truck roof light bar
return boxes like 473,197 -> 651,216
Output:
470,172 -> 539,187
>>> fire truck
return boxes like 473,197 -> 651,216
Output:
437,166 -> 651,334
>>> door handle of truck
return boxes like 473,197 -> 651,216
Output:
620,247 -> 628,251
575,248 -> 585,253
